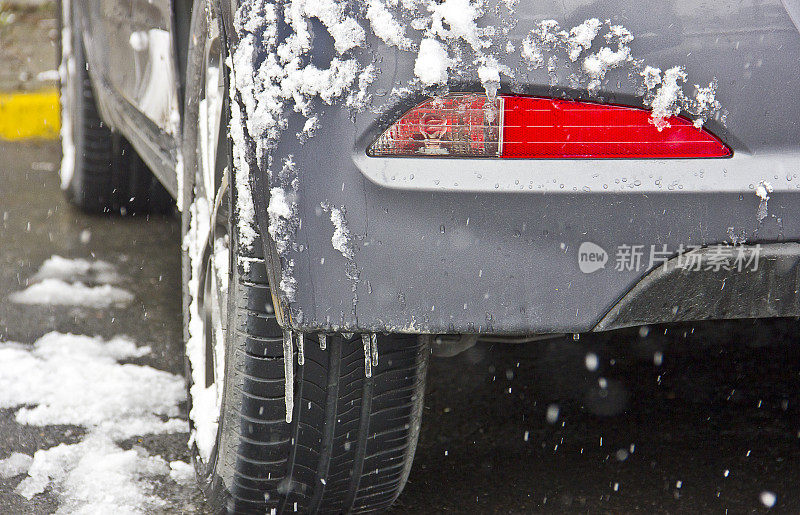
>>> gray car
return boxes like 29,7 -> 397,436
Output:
59,0 -> 800,511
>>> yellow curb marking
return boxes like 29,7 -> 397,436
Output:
0,89 -> 60,141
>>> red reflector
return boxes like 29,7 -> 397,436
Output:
369,94 -> 731,159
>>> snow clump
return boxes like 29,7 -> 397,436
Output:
0,453 -> 33,479
9,256 -> 132,308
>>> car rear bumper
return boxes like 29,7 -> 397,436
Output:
234,0 -> 800,334
270,115 -> 800,333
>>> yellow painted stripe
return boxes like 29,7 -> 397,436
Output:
0,89 -> 60,141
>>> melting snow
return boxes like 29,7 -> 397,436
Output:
566,18 -> 602,61
31,255 -> 121,284
756,181 -> 773,201
183,198 -> 224,462
168,460 -> 195,486
17,434 -> 173,513
323,203 -> 354,260
583,45 -> 632,92
10,279 -> 133,308
756,180 -> 773,222
0,332 -> 186,512
0,453 -> 33,479
58,0 -> 75,192
516,19 -> 719,127
9,256 -> 132,308
0,332 -> 184,439
262,156 -> 301,302
428,0 -> 488,52
367,0 -> 413,49
415,38 -> 450,86
646,66 -> 688,130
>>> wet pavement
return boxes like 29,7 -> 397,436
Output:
0,141 -> 204,513
2,140 -> 800,513
4,1 -> 800,512
0,3 -> 59,91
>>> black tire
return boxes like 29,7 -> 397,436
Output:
181,2 -> 430,512
214,243 -> 430,513
58,0 -> 173,215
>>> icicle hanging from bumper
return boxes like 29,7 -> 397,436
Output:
370,333 -> 378,368
319,333 -> 327,350
283,329 -> 294,423
297,332 -> 305,365
361,333 -> 372,378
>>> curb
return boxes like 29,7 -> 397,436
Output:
0,88 -> 60,141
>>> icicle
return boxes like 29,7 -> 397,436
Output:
283,329 -> 294,423
370,333 -> 378,368
297,332 -> 305,365
319,333 -> 327,350
361,333 -> 372,378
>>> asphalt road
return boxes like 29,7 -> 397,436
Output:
2,140 -> 800,513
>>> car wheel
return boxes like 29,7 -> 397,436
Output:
57,0 -> 173,214
182,1 -> 430,512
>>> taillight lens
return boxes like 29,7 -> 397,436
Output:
368,94 -> 730,159
369,95 -> 503,157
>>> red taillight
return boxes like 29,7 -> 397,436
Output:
370,95 -> 502,157
369,94 -> 731,159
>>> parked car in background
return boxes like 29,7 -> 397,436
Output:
59,0 -> 800,511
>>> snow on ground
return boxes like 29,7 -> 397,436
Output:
2,256 -> 193,513
2,331 -> 191,512
9,256 -> 133,308
10,280 -> 134,308
0,453 -> 33,479
0,332 -> 184,437
32,255 -> 121,284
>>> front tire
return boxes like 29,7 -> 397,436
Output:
181,1 -> 429,513
58,0 -> 173,214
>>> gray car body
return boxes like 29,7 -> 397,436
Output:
76,0 -> 800,334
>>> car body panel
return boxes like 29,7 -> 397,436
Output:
259,0 -> 800,333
